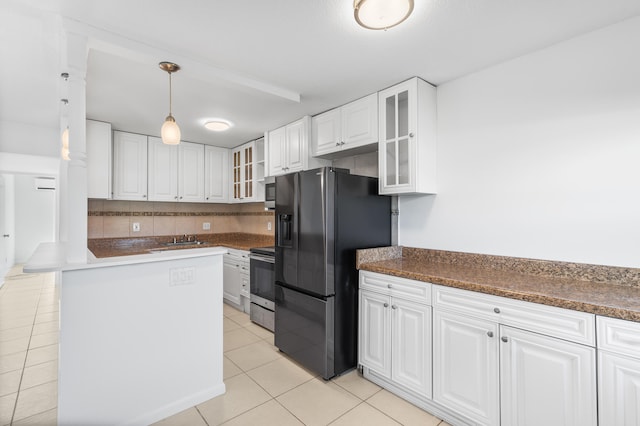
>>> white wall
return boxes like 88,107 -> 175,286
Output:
0,120 -> 59,158
399,17 -> 640,268
14,175 -> 56,263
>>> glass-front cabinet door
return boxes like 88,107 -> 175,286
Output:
379,80 -> 415,194
378,77 -> 437,195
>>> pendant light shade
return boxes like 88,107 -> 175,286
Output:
159,62 -> 181,145
354,0 -> 414,30
161,115 -> 181,145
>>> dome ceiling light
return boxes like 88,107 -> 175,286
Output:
354,0 -> 414,30
159,61 -> 181,145
204,120 -> 233,132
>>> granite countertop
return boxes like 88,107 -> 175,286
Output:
356,246 -> 640,322
88,233 -> 274,258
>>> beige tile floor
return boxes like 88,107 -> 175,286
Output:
0,267 -> 452,426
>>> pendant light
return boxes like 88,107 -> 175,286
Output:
354,0 -> 414,30
159,62 -> 181,145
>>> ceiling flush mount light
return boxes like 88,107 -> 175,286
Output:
159,61 -> 181,145
204,120 -> 233,132
354,0 -> 414,30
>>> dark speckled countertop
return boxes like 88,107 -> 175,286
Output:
356,246 -> 640,322
89,233 -> 274,258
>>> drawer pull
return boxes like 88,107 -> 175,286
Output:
501,336 -> 509,343
494,307 -> 501,314
487,331 -> 494,338
387,284 -> 392,289
391,305 -> 397,310
383,303 -> 389,308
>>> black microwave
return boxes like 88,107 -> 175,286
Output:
264,176 -> 275,209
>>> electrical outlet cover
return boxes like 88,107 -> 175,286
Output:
132,222 -> 140,232
203,222 -> 211,230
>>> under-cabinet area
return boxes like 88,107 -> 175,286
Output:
358,265 -> 640,426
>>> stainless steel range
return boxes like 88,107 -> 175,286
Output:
249,246 -> 275,331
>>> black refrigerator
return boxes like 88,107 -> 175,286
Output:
274,167 -> 391,379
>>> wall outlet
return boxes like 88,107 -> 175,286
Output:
267,221 -> 272,231
170,267 -> 195,286
203,222 -> 211,230
132,222 -> 140,232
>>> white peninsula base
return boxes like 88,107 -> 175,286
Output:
26,245 -> 227,426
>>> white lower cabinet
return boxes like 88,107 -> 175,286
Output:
359,272 -> 432,400
499,325 -> 596,426
223,249 -> 250,311
359,271 -> 600,426
597,316 -> 640,426
433,309 -> 499,425
433,284 -> 596,426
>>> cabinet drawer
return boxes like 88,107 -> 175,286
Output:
597,316 -> 640,358
360,271 -> 430,304
433,285 -> 595,346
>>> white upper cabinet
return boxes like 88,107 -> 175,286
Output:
312,93 -> 378,158
204,145 -> 229,203
113,131 -> 148,200
147,137 -> 178,201
86,119 -> 112,199
178,142 -> 205,202
266,116 -> 329,177
147,139 -> 204,202
231,139 -> 264,203
378,77 -> 437,195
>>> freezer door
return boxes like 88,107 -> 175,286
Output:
275,284 -> 335,379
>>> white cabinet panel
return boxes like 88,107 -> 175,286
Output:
500,325 -> 597,426
267,116 -> 329,177
178,142 -> 204,202
597,315 -> 640,426
358,271 -> 432,402
204,145 -> 228,202
86,120 -> 112,199
113,131 -> 147,200
433,309 -> 500,426
392,299 -> 431,397
378,77 -> 436,195
312,93 -> 378,158
147,137 -> 178,201
598,351 -> 640,426
359,290 -> 391,377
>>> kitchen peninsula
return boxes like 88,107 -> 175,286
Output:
24,242 -> 231,425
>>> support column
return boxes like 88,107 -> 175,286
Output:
63,31 -> 88,263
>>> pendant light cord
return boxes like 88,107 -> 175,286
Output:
168,71 -> 173,117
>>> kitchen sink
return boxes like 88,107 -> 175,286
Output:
162,241 -> 209,247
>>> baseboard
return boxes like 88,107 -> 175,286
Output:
119,383 -> 226,426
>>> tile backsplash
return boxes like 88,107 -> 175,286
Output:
88,200 -> 274,239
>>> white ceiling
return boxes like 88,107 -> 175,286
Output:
2,0 -> 640,149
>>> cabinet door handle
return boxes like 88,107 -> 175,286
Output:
494,307 -> 501,314
340,141 -> 345,145
383,303 -> 389,308
174,196 -> 178,200
487,331 -> 494,338
336,142 -> 341,147
179,196 -> 183,200
409,132 -> 415,138
387,284 -> 392,289
501,336 -> 509,343
142,194 -> 147,198
391,305 -> 397,310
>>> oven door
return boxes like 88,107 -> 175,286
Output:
249,253 -> 275,310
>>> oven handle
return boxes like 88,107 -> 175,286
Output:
250,254 -> 275,264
